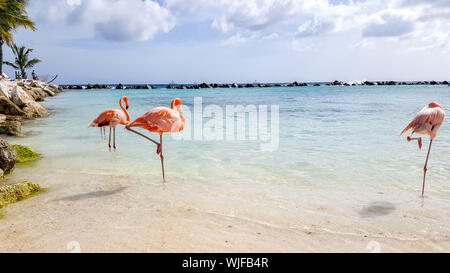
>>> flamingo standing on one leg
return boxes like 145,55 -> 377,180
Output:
89,96 -> 131,150
400,102 -> 445,197
125,98 -> 185,182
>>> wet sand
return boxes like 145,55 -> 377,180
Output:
1,165 -> 449,253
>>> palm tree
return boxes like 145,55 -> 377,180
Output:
3,44 -> 40,79
0,0 -> 35,75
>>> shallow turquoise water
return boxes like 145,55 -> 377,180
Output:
8,85 -> 450,207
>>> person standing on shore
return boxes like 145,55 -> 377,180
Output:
32,70 -> 38,81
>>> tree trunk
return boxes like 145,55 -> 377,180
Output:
21,69 -> 26,80
0,39 -> 3,75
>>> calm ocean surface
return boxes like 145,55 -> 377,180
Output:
6,85 -> 450,233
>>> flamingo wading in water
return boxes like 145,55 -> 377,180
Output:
126,98 -> 185,182
89,96 -> 130,150
400,102 -> 445,197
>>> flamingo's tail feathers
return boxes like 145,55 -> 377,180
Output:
88,123 -> 96,128
400,122 -> 414,136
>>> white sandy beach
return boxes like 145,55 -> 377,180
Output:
1,163 -> 449,253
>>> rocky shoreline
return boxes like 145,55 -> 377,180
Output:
0,80 -> 62,211
0,80 -> 63,136
61,80 -> 449,90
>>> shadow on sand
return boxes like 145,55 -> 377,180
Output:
56,187 -> 127,202
359,201 -> 396,218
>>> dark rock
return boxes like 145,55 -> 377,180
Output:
0,97 -> 26,116
0,120 -> 22,136
199,83 -> 211,89
331,80 -> 343,86
314,84 -> 320,86
245,84 -> 254,88
363,81 -> 375,86
0,138 -> 17,174
116,83 -> 124,89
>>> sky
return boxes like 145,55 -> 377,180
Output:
3,0 -> 450,84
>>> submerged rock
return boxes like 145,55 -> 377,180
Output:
0,120 -> 23,136
0,139 -> 17,174
0,181 -> 41,209
12,145 -> 41,163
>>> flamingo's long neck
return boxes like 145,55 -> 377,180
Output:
120,98 -> 130,124
171,99 -> 181,113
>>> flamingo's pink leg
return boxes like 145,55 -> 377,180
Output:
159,134 -> 166,182
113,128 -> 116,150
422,139 -> 433,197
108,127 -> 112,150
125,126 -> 160,146
407,136 -> 422,149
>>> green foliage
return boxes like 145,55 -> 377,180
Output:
12,144 -> 41,163
0,0 -> 36,74
0,181 -> 41,208
3,44 -> 41,79
0,0 -> 35,45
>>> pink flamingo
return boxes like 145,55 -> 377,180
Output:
400,102 -> 445,197
89,96 -> 130,150
126,98 -> 185,182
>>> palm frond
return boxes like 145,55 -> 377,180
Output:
24,58 -> 40,68
3,60 -> 18,69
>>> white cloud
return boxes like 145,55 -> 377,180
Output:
24,0 -> 450,55
30,0 -> 175,42
297,17 -> 334,38
219,34 -> 250,47
262,32 -> 279,40
362,11 -> 415,37
353,39 -> 376,50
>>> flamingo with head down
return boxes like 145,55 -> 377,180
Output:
400,102 -> 445,197
89,96 -> 130,150
126,98 -> 185,182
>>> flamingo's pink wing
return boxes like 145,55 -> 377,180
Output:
130,107 -> 184,133
400,106 -> 445,136
89,109 -> 122,127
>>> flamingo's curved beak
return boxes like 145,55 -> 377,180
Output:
126,106 -> 129,110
